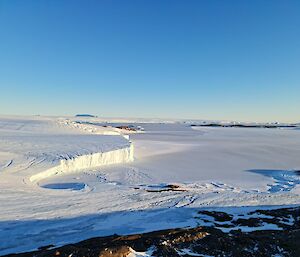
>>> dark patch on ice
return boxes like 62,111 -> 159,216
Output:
136,183 -> 187,192
247,169 -> 300,193
191,123 -> 299,129
198,211 -> 233,222
42,183 -> 86,191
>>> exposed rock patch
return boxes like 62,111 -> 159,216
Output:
135,184 -> 187,193
4,207 -> 300,257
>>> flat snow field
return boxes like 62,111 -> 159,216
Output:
0,116 -> 300,255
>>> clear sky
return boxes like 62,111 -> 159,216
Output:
0,0 -> 299,122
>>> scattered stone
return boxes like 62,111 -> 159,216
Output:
37,246 -> 55,251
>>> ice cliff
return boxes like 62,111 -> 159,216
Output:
30,144 -> 134,182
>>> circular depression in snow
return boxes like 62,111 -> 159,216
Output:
41,182 -> 86,191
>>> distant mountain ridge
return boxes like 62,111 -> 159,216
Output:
75,114 -> 97,118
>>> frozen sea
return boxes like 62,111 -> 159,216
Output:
0,116 -> 300,255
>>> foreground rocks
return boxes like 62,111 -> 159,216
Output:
4,207 -> 300,257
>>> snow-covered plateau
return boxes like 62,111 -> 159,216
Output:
0,115 -> 300,255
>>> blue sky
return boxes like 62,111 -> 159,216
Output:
0,0 -> 299,122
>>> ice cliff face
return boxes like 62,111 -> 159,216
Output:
30,144 -> 134,183
0,117 -> 137,183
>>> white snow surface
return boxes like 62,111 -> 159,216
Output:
0,116 -> 300,255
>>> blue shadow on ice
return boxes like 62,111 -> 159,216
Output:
41,183 -> 86,191
247,169 -> 300,193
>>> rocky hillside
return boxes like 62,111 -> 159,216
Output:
3,207 -> 300,257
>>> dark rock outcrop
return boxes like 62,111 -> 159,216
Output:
3,207 -> 300,257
